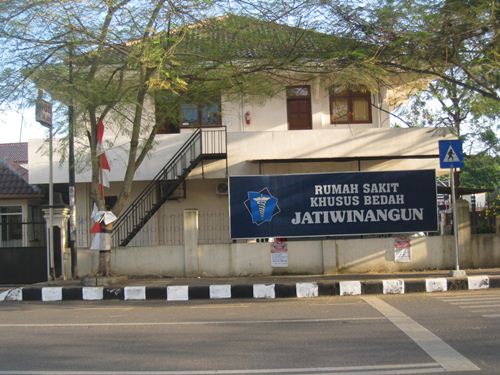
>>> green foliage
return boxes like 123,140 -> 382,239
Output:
326,0 -> 499,101
461,153 -> 500,190
484,194 -> 500,218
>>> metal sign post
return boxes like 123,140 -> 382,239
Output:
36,90 -> 54,280
450,167 -> 460,272
439,140 -> 465,277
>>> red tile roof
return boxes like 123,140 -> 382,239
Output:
0,142 -> 28,164
0,160 -> 42,198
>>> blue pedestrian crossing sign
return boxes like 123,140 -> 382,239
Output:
439,140 -> 464,169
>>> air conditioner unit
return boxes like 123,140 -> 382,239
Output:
216,182 -> 228,195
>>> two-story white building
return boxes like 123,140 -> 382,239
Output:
28,16 -> 457,277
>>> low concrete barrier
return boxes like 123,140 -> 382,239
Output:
2,275 -> 500,303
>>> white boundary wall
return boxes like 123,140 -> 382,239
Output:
77,232 -> 500,277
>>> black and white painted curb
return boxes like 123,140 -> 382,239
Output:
1,275 -> 498,302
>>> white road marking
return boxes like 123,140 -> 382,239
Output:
448,297 -> 500,304
0,362 -> 443,374
72,307 -> 134,311
0,317 -> 385,328
362,296 -> 480,372
459,304 -> 500,309
438,297 -> 494,302
434,292 -> 500,299
308,302 -> 366,306
434,293 -> 500,317
189,304 -> 249,309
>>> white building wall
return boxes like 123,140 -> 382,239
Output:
30,127 -> 448,184
222,92 -> 288,132
221,79 -> 390,133
74,179 -> 230,248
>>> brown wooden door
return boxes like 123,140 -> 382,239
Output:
286,86 -> 312,130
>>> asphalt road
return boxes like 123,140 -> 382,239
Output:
0,290 -> 499,374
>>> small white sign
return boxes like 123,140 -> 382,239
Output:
271,238 -> 288,267
394,237 -> 411,263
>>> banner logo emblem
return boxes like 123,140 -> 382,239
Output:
244,188 -> 280,225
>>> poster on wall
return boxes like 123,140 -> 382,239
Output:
271,238 -> 288,267
229,170 -> 437,239
394,237 -> 412,262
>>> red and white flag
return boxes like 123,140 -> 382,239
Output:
97,117 -> 111,190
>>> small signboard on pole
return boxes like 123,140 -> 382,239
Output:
439,140 -> 464,169
35,98 -> 53,128
439,139 -> 466,277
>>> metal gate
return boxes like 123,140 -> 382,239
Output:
0,222 -> 47,284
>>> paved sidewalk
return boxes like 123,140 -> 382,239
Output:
2,268 -> 500,302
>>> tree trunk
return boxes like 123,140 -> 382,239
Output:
97,223 -> 113,276
98,250 -> 112,276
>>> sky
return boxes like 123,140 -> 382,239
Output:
0,107 -> 48,143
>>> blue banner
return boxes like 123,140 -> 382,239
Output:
229,170 -> 437,239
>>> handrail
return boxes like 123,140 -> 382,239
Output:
112,127 -> 226,247
114,129 -> 201,224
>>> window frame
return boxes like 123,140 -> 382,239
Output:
179,100 -> 222,128
286,85 -> 311,99
329,88 -> 372,124
0,205 -> 23,245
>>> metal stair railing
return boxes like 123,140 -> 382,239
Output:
111,127 -> 226,247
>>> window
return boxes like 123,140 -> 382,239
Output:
0,206 -> 23,246
329,88 -> 372,124
286,86 -> 310,98
155,90 -> 221,134
180,101 -> 221,127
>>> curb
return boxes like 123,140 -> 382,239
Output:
1,275 -> 497,303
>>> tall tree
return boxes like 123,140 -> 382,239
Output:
317,0 -> 498,193
316,0 -> 498,102
1,0 -> 380,275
